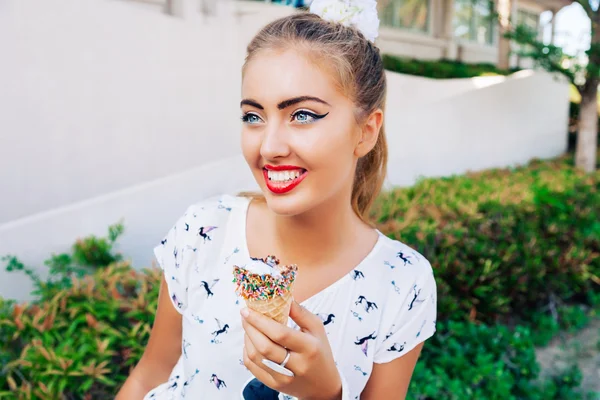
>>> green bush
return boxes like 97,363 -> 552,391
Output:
1,157 -> 598,399
382,54 -> 516,79
2,223 -> 124,300
0,223 -> 134,399
409,320 -> 593,400
0,263 -> 161,399
1,266 -> 592,400
372,156 -> 600,324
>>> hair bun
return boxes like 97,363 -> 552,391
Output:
309,0 -> 380,43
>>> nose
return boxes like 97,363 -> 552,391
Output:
260,122 -> 291,161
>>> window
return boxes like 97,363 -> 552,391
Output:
453,0 -> 495,45
379,0 -> 430,33
517,9 -> 540,35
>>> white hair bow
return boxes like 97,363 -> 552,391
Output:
309,0 -> 380,43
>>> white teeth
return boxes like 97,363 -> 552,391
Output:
267,169 -> 303,182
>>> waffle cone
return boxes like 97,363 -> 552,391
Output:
245,290 -> 293,325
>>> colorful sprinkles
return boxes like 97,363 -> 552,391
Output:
232,255 -> 297,301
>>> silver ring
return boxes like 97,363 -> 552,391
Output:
261,349 -> 294,377
280,349 -> 291,368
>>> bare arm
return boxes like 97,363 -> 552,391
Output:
360,342 -> 425,400
116,276 -> 183,399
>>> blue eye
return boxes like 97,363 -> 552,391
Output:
291,110 -> 329,124
241,113 -> 263,124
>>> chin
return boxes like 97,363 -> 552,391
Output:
261,190 -> 312,217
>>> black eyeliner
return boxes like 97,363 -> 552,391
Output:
292,110 -> 329,120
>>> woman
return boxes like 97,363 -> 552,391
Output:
117,1 -> 436,399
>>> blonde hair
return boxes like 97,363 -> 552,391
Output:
240,12 -> 388,222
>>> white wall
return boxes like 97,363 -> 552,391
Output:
0,0 -> 569,301
384,70 -> 569,187
0,0 -> 292,225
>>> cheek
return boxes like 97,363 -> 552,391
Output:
241,130 -> 261,165
301,127 -> 357,179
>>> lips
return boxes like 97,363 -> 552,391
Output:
263,164 -> 307,194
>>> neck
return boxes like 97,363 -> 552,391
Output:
271,192 -> 366,268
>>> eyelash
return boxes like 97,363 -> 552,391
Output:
240,110 -> 329,125
241,113 -> 262,124
291,110 -> 329,124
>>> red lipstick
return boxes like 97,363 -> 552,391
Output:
263,164 -> 307,194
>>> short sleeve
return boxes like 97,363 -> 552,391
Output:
154,206 -> 194,314
374,261 -> 437,364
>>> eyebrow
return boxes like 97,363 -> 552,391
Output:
240,99 -> 264,110
240,96 -> 330,110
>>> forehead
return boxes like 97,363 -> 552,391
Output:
242,49 -> 343,103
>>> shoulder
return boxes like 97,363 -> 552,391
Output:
376,233 -> 435,279
156,194 -> 250,253
367,233 -> 437,312
368,234 -> 438,362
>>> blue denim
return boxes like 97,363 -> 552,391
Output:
242,378 -> 280,400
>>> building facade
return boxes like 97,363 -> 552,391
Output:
376,0 -> 573,67
259,0 -> 573,67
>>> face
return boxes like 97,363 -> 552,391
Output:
240,49 -> 366,217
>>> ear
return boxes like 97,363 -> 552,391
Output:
355,109 -> 383,158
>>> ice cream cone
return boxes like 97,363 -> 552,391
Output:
233,255 -> 297,325
245,290 -> 293,325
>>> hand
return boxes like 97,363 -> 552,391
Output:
241,301 -> 342,400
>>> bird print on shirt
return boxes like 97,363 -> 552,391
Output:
201,279 -> 219,298
318,313 -> 335,326
211,318 -> 229,344
183,339 -> 191,359
350,309 -> 363,322
355,332 -> 377,356
173,247 -> 180,269
167,376 -> 180,391
351,270 -> 365,280
224,247 -> 239,264
182,369 -> 199,396
354,365 -> 368,376
355,296 -> 378,313
416,320 -> 427,338
146,196 -> 437,400
198,226 -> 218,242
210,374 -> 227,390
384,324 -> 396,341
408,284 -> 426,310
171,293 -> 183,310
396,252 -> 412,266
217,199 -> 232,212
387,342 -> 406,353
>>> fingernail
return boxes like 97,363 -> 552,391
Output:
241,308 -> 249,318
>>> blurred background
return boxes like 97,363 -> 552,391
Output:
0,0 -> 598,398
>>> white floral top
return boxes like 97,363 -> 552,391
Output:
144,195 -> 437,400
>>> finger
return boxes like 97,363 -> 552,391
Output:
245,334 -> 295,385
243,345 -> 277,388
241,307 -> 307,350
244,334 -> 274,375
242,318 -> 288,364
289,300 -> 323,334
